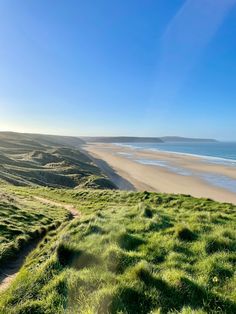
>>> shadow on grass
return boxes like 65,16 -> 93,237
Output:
109,286 -> 153,314
57,243 -> 99,270
134,270 -> 236,314
148,214 -> 174,232
117,233 -> 145,251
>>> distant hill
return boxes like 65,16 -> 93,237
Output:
83,136 -> 217,143
0,132 -> 116,189
0,132 -> 85,149
160,136 -> 217,143
83,136 -> 163,143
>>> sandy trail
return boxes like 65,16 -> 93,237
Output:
0,196 -> 80,293
33,196 -> 80,218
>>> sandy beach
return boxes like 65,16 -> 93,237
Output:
84,143 -> 236,204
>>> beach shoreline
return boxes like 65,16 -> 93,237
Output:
83,143 -> 236,204
115,143 -> 236,165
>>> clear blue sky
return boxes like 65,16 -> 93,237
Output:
0,0 -> 236,140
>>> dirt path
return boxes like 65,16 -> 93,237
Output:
33,196 -> 80,217
0,196 -> 80,293
0,239 -> 41,293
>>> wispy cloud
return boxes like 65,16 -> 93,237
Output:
154,0 -> 236,103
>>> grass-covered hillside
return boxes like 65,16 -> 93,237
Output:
1,187 -> 235,313
0,132 -> 116,189
0,187 -> 70,268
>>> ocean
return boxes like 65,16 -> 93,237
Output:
114,142 -> 236,194
115,142 -> 236,165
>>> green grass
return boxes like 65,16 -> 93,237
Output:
0,188 -> 235,313
0,188 -> 70,267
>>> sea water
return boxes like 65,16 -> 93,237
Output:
115,142 -> 236,165
115,142 -> 236,194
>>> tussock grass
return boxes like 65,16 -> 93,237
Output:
57,243 -> 99,269
0,189 -> 70,267
0,188 -> 235,313
176,226 -> 197,242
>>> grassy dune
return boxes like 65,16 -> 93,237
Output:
0,132 -> 116,189
0,188 -> 71,268
0,132 -> 235,313
0,188 -> 235,313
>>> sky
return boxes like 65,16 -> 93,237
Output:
0,0 -> 236,140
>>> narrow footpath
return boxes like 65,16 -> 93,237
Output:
0,196 -> 80,292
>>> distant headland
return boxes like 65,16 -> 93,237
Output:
83,136 -> 217,143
